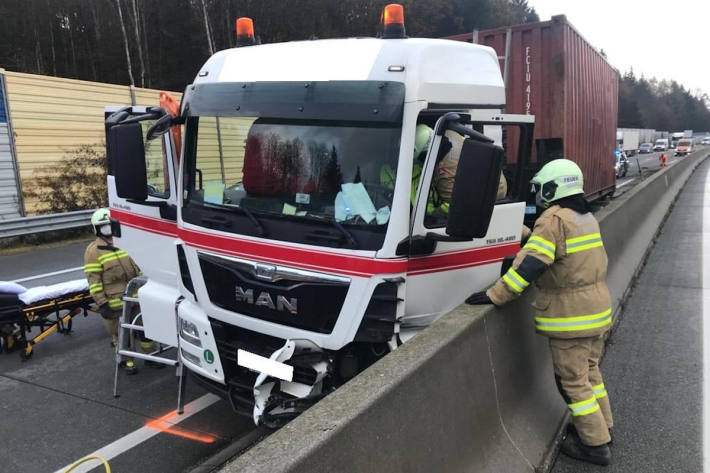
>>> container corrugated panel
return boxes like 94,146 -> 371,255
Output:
3,72 -> 179,214
447,15 -> 619,199
0,123 -> 22,219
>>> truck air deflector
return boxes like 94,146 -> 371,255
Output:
182,81 -> 405,123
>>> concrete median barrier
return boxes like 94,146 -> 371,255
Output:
218,150 -> 709,473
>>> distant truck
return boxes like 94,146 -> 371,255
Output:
683,129 -> 693,138
654,138 -> 669,151
617,130 -> 640,156
670,132 -> 685,148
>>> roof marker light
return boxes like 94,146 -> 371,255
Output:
381,4 -> 406,39
236,17 -> 255,47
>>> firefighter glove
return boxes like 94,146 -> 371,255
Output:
98,303 -> 115,320
466,291 -> 493,305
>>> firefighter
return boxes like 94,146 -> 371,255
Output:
466,159 -> 614,466
435,129 -> 509,202
659,152 -> 668,168
380,124 -> 447,214
380,123 -> 507,218
84,208 -> 157,374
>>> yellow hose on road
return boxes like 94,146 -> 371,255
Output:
62,455 -> 111,473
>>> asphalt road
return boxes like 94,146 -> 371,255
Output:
552,152 -> 710,471
614,148 -> 689,197
0,240 -> 88,288
0,242 -> 263,473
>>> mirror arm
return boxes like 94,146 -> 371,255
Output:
448,123 -> 493,144
395,235 -> 437,256
105,107 -> 132,127
434,111 -> 493,144
121,111 -> 165,125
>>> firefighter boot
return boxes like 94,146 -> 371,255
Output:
560,433 -> 611,466
120,360 -> 138,375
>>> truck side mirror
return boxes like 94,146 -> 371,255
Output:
108,122 -> 148,201
446,138 -> 504,239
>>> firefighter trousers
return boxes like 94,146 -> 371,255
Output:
102,308 -> 155,359
549,334 -> 613,446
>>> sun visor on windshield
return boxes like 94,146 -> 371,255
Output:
182,81 -> 405,123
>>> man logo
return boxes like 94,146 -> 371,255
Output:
235,286 -> 298,315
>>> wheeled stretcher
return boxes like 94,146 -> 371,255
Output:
0,280 -> 94,359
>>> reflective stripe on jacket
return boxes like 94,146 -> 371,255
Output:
84,238 -> 141,311
487,205 -> 612,339
380,162 -> 447,214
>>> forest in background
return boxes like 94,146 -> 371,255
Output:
618,70 -> 710,133
0,0 -> 708,132
0,0 -> 538,91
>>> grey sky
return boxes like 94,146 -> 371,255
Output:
529,0 -> 709,96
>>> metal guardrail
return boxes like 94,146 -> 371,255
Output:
0,209 -> 94,239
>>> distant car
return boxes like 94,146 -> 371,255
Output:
639,143 -> 653,153
615,151 -> 629,178
654,138 -> 669,151
702,137 -> 710,145
675,139 -> 693,156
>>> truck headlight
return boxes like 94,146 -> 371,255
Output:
180,318 -> 202,347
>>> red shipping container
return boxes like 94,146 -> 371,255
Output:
446,15 -> 619,200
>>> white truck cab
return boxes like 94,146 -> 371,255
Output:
104,8 -> 536,425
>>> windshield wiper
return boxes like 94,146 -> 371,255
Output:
299,215 -> 359,249
202,202 -> 265,237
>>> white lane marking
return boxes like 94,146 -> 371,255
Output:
53,393 -> 220,473
703,166 -> 710,473
13,266 -> 84,283
616,179 -> 637,189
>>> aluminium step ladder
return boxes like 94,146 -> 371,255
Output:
112,276 -> 188,414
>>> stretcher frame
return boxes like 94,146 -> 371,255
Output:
5,292 -> 94,359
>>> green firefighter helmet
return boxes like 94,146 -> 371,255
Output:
91,208 -> 111,235
531,159 -> 584,205
413,124 -> 433,159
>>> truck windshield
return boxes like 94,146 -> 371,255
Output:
183,116 -> 401,250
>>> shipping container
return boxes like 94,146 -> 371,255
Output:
446,15 -> 619,200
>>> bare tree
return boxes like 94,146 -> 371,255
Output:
47,7 -> 57,75
200,0 -> 215,55
224,0 -> 233,48
115,0 -> 135,86
130,0 -> 146,87
34,24 -> 43,74
139,0 -> 151,87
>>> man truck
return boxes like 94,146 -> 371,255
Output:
103,6 -> 608,426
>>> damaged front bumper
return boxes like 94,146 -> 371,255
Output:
245,339 -> 330,425
184,315 -> 332,426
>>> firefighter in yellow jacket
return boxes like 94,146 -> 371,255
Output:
84,208 -> 154,374
466,159 -> 613,466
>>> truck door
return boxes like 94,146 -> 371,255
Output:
104,106 -> 179,287
403,113 -> 527,327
